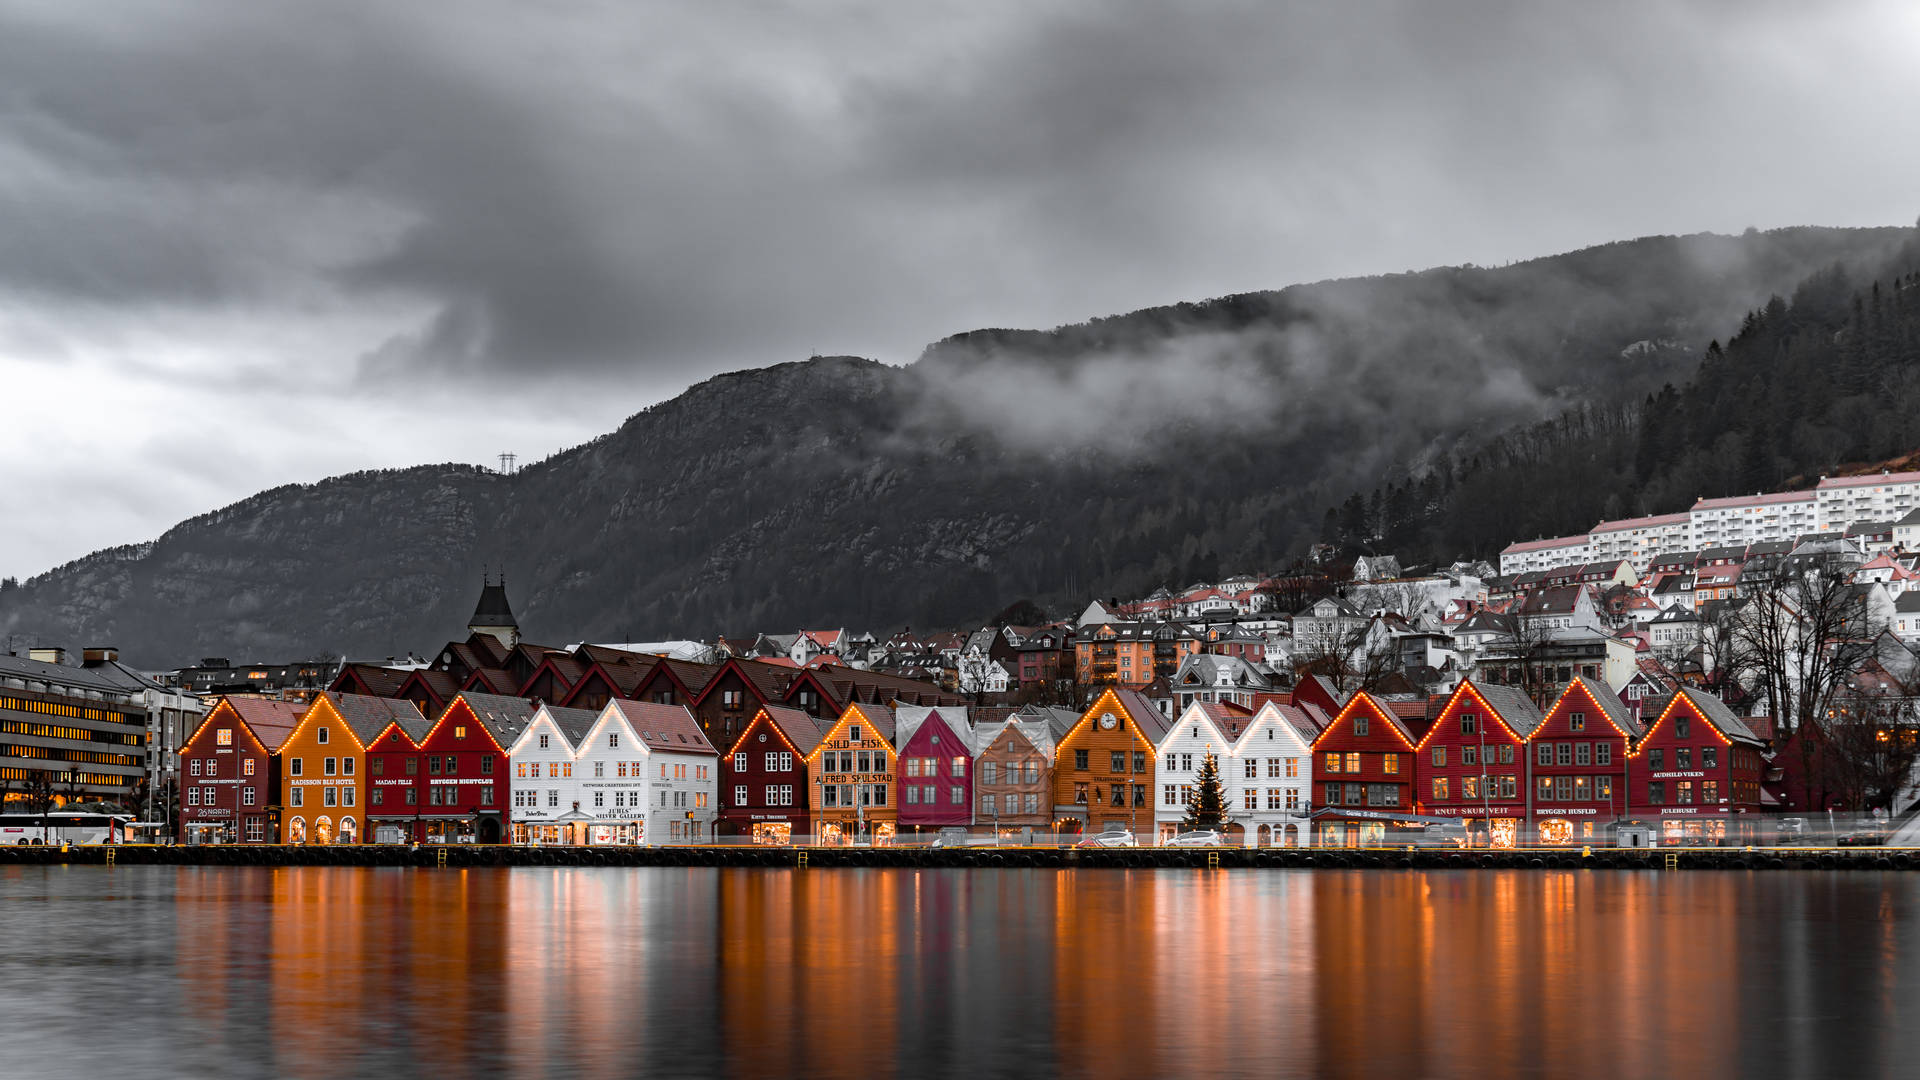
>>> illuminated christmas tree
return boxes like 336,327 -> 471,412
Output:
1182,752 -> 1228,832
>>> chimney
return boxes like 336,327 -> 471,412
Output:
82,646 -> 119,668
28,646 -> 68,665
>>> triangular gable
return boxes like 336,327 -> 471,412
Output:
180,697 -> 271,757
1164,701 -> 1238,753
1541,677 -> 1638,740
1638,688 -> 1760,751
421,694 -> 513,754
510,705 -> 577,756
1059,687 -> 1164,754
1412,680 -> 1540,749
290,693 -> 370,754
1311,692 -> 1417,751
578,701 -> 646,757
725,705 -> 825,760
1242,701 -> 1319,752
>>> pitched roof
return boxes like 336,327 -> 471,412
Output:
609,700 -> 715,754
331,663 -> 411,698
838,701 -> 897,743
214,696 -> 308,752
892,705 -> 978,755
1470,682 -> 1546,738
448,692 -> 538,747
1670,686 -> 1763,746
544,705 -> 602,747
1567,675 -> 1639,736
313,692 -> 426,746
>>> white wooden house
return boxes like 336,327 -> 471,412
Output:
600,699 -> 720,844
1227,702 -> 1318,848
1152,702 -> 1250,844
507,704 -> 599,844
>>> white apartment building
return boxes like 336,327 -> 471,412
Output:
1587,512 -> 1693,568
1688,491 -> 1818,550
1815,470 -> 1920,530
1498,534 -> 1591,576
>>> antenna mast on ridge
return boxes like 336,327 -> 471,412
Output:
498,452 -> 517,474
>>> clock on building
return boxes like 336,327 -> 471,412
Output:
1099,713 -> 1117,730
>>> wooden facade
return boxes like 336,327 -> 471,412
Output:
895,707 -> 974,836
971,713 -> 1056,837
406,692 -> 533,843
1050,688 -> 1169,836
1310,691 -> 1420,848
805,701 -> 897,845
1628,687 -> 1766,845
1411,681 -> 1541,848
178,696 -> 302,844
1529,676 -> 1638,845
277,693 -> 423,845
721,706 -> 825,844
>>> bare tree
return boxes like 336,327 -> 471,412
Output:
1486,614 -> 1561,708
1820,692 -> 1920,812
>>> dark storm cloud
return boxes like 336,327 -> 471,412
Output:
1,1 -> 1917,576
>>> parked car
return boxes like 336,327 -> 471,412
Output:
1075,831 -> 1138,849
929,827 -> 970,849
1163,830 -> 1225,848
1413,822 -> 1469,848
1836,829 -> 1887,847
1775,818 -> 1808,840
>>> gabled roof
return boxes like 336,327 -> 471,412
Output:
608,700 -> 715,755
836,700 -> 897,744
309,691 -> 426,748
733,705 -> 831,758
442,692 -> 538,748
1655,686 -> 1764,747
1313,691 -> 1419,749
1244,701 -> 1322,747
189,695 -> 308,754
1554,675 -> 1639,738
1454,680 -> 1546,739
545,705 -> 602,747
330,663 -> 411,698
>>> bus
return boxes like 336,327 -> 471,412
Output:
0,813 -> 135,846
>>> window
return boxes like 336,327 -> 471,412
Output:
1024,793 -> 1039,814
906,785 -> 919,805
539,734 -> 550,749
1380,754 -> 1397,776
1181,753 -> 1194,772
242,787 -> 255,806
406,757 -> 418,775
187,788 -> 200,806
609,732 -> 619,748
318,727 -> 329,745
428,756 -> 441,775
1572,776 -> 1589,801
1462,744 -> 1477,766
849,725 -> 863,742
291,788 -> 304,807
1594,776 -> 1612,802
344,787 -> 357,807
290,758 -> 303,777
1675,715 -> 1691,740
1164,784 -> 1179,806
1648,781 -> 1666,805
1460,713 -> 1478,735
480,787 -> 493,806
872,784 -> 887,806
549,790 -> 560,807
1676,781 -> 1694,804
765,784 -> 779,805
1538,776 -> 1553,800
1324,783 -> 1342,804
1499,745 -> 1514,765
1675,748 -> 1692,770
405,788 -> 417,805
1324,752 -> 1342,774
1286,757 -> 1301,778
1075,783 -> 1089,804
243,758 -> 255,776
1024,762 -> 1040,784
1536,742 -> 1552,767
1556,743 -> 1573,766
1648,748 -> 1664,771
190,759 -> 202,777
324,757 -> 337,776
1074,750 -> 1089,771
1431,747 -> 1446,767
216,728 -> 232,746
1702,780 -> 1719,803
950,786 -> 964,805
1245,759 -> 1259,780
1343,752 -> 1360,773
1353,714 -> 1369,737
1432,778 -> 1449,801
1345,783 -> 1364,806
1596,743 -> 1612,766
454,726 -> 466,739
1575,743 -> 1591,766
735,752 -> 748,772
1569,712 -> 1585,732
1133,751 -> 1147,773
1111,751 -> 1126,773
1462,776 -> 1478,800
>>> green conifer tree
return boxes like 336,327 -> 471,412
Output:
1181,752 -> 1229,832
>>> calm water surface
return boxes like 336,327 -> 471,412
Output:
0,865 -> 1914,1078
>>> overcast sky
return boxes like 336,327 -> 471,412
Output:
2,0 -> 1917,578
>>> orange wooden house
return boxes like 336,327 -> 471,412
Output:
276,692 -> 424,844
804,701 -> 897,845
1049,688 -> 1169,836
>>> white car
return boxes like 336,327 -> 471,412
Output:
1075,830 -> 1138,848
1163,830 -> 1225,848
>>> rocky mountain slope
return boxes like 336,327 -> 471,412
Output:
4,226 -> 1913,665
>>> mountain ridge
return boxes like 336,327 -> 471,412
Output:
5,225 -> 1915,665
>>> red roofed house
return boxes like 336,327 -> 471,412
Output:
1412,680 -> 1541,848
894,707 -> 976,840
410,692 -> 534,843
1628,687 -> 1766,845
1529,676 -> 1638,846
721,706 -> 827,844
178,696 -> 305,844
1310,691 -> 1422,847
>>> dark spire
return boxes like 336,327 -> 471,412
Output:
468,573 -> 518,637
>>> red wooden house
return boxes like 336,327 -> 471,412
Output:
178,696 -> 304,844
1411,680 -> 1541,848
1627,686 -> 1766,846
1310,691 -> 1422,848
720,705 -> 828,844
895,707 -> 976,837
395,669 -> 461,722
1530,676 -> 1638,845
364,709 -> 436,844
408,692 -> 534,843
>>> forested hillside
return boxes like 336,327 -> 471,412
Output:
1330,234 -> 1920,561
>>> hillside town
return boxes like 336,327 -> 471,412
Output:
8,456 -> 1920,850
